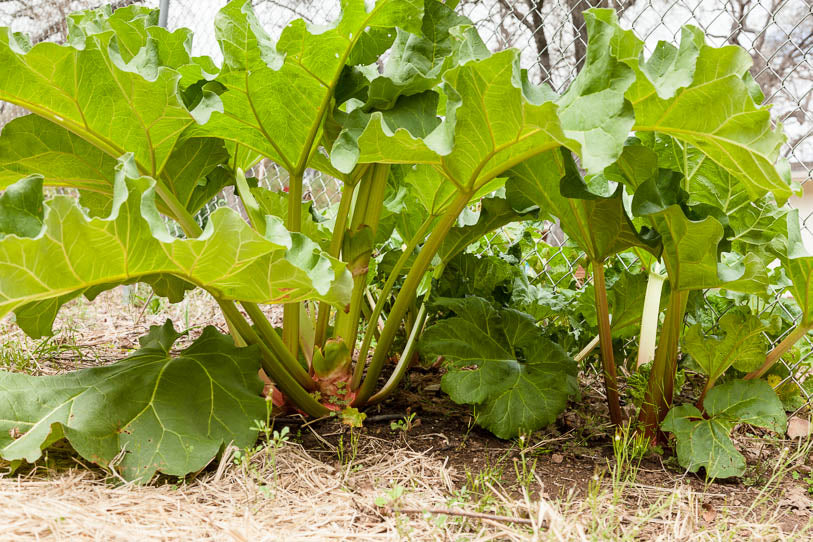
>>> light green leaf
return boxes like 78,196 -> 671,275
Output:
0,19 -> 196,179
683,309 -> 769,382
362,0 -> 488,110
0,116 -> 231,216
191,0 -> 424,173
420,297 -> 576,439
0,157 -> 352,338
251,186 -> 331,250
600,9 -> 792,203
556,10 -> 635,174
0,115 -> 117,192
631,170 -> 768,293
0,321 -> 266,482
776,212 -> 813,326
662,379 -> 785,478
352,48 -> 574,189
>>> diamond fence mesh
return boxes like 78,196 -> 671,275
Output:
1,0 -> 812,406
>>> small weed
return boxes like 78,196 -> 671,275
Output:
233,399 -> 290,497
337,428 -> 361,470
610,420 -> 649,484
0,340 -> 35,372
390,412 -> 417,433
374,484 -> 405,507
513,433 -> 538,494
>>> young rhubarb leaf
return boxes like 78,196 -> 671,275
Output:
662,379 -> 785,478
682,309 -> 770,382
0,157 -> 352,338
361,0 -> 488,110
433,254 -> 520,305
420,297 -> 577,438
0,321 -> 266,483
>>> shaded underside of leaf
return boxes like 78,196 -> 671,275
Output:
0,157 -> 352,338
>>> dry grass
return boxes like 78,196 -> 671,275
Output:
1,439 -> 479,541
2,432 -> 812,541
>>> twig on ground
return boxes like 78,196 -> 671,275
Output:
384,506 -> 535,525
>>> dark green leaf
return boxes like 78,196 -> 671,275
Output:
0,321 -> 266,482
420,297 -> 576,438
662,379 -> 785,478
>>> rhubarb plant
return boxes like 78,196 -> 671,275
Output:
0,0 -> 801,481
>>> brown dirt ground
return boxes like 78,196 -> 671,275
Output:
1,289 -> 813,540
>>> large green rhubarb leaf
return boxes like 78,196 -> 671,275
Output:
662,379 -> 785,478
0,6 -> 231,218
0,114 -> 231,216
682,309 -> 769,382
190,0 -> 424,172
420,297 -> 576,438
0,13 -> 198,178
0,321 -> 266,482
351,7 -> 644,187
594,8 -> 792,203
0,157 -> 352,338
0,115 -> 117,193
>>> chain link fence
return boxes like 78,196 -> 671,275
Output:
1,0 -> 812,406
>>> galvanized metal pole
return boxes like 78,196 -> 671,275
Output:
158,0 -> 170,28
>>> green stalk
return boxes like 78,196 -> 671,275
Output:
352,215 -> 435,388
334,164 -> 390,355
353,191 -> 471,405
283,172 -> 304,359
366,258 -> 445,403
638,289 -> 688,439
314,181 -> 358,349
155,170 -> 317,409
574,334 -> 601,363
592,261 -> 622,426
367,302 -> 428,405
220,302 -> 328,417
241,302 -> 315,391
745,323 -> 812,381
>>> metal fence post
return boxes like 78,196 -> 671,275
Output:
159,0 -> 170,28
